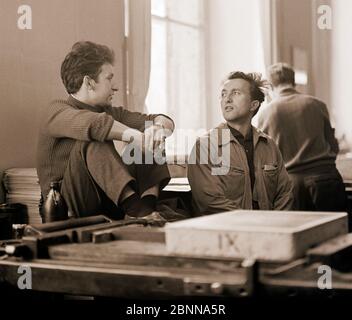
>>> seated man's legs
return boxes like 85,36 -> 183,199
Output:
114,141 -> 170,199
61,141 -> 170,218
121,147 -> 171,217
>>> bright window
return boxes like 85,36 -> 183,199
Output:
146,0 -> 206,156
147,0 -> 266,156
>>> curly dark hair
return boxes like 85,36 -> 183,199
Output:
60,41 -> 115,94
225,71 -> 271,105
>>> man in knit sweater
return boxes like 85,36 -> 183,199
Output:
257,63 -> 346,211
37,41 -> 175,221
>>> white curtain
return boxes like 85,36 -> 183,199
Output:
126,0 -> 151,112
252,0 -> 278,127
259,0 -> 279,69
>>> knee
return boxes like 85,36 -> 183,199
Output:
85,141 -> 118,161
69,141 -> 118,164
113,140 -> 129,156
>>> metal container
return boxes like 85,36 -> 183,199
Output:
0,203 -> 27,240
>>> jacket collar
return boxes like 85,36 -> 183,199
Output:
216,123 -> 267,147
278,87 -> 299,97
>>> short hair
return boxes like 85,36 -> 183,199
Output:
267,63 -> 295,87
224,71 -> 270,105
61,41 -> 115,94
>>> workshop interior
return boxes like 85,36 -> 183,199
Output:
1,0 -> 352,302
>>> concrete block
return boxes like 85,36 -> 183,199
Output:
165,210 -> 348,262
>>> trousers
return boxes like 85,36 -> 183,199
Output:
60,141 -> 170,219
289,165 -> 347,212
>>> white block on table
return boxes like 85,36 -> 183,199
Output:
165,210 -> 348,262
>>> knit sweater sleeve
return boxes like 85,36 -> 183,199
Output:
104,106 -> 174,132
320,102 -> 339,154
44,101 -> 114,141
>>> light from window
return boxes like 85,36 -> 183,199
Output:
147,0 -> 205,156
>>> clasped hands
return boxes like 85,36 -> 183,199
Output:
122,124 -> 171,156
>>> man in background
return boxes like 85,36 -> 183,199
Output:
257,63 -> 346,211
188,71 -> 293,215
37,41 -> 175,222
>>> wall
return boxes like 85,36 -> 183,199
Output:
205,0 -> 328,129
331,0 -> 352,150
205,0 -> 265,129
276,0 -> 351,150
274,0 -> 314,94
311,0 -> 332,114
0,0 -> 126,202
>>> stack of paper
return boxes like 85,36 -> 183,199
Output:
3,168 -> 42,224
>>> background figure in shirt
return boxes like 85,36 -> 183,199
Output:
257,62 -> 346,212
188,71 -> 293,215
37,41 -> 175,222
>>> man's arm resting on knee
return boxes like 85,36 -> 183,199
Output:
107,115 -> 175,152
107,115 -> 175,141
106,120 -> 144,154
107,120 -> 160,153
153,115 -> 175,135
106,120 -> 142,142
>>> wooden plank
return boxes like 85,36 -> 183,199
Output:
24,215 -> 112,235
307,233 -> 352,271
47,240 -> 246,272
92,226 -> 165,244
0,258 -> 254,298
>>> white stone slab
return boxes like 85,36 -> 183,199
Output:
165,210 -> 348,262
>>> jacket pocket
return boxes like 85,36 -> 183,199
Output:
262,164 -> 278,203
219,166 -> 245,203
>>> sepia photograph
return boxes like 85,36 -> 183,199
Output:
0,0 -> 351,312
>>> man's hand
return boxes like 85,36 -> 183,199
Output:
120,124 -> 170,156
144,124 -> 169,154
120,128 -> 143,150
